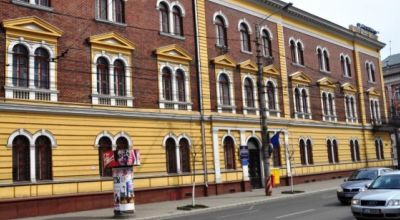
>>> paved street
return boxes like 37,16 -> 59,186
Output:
21,178 -> 350,220
170,190 -> 354,220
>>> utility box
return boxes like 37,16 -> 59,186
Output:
271,168 -> 281,186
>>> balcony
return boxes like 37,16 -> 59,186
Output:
92,94 -> 134,107
159,100 -> 192,111
5,86 -> 58,102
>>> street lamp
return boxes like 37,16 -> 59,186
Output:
255,2 -> 292,196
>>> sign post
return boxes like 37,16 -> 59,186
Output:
104,149 -> 141,217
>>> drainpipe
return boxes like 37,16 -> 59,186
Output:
193,0 -> 209,195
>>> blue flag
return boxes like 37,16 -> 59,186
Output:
270,132 -> 280,149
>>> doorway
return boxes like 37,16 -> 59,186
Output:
248,138 -> 262,189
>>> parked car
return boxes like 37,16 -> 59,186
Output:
337,167 -> 392,204
351,171 -> 400,220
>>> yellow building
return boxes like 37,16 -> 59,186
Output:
0,0 -> 392,218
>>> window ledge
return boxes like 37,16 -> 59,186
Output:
94,18 -> 127,27
367,81 -> 377,84
241,49 -> 253,55
215,44 -> 229,52
92,94 -> 134,107
291,62 -> 305,68
343,75 -> 352,79
5,86 -> 58,102
12,0 -> 53,11
159,100 -> 192,111
319,70 -> 331,74
159,32 -> 186,40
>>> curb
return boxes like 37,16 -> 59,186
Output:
136,187 -> 337,220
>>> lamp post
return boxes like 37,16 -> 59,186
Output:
255,2 -> 292,196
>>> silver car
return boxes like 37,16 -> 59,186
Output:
351,171 -> 400,220
337,167 -> 392,204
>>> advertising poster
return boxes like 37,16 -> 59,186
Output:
113,167 -> 135,214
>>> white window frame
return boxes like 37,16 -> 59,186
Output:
344,94 -> 358,123
293,86 -> 311,119
320,91 -> 337,122
289,38 -> 305,66
91,51 -> 134,107
238,18 -> 252,53
213,11 -> 229,48
216,70 -> 236,113
156,1 -> 186,37
6,38 -> 58,102
366,61 -> 376,83
375,138 -> 384,160
260,26 -> 273,57
12,0 -> 52,11
158,62 -> 192,111
350,139 -> 360,162
242,75 -> 259,115
340,54 -> 352,77
7,129 -> 57,183
96,0 -> 125,24
327,138 -> 339,164
163,133 -> 192,174
369,98 -> 381,125
265,78 -> 280,117
316,46 -> 330,72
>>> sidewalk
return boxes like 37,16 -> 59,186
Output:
21,178 -> 344,220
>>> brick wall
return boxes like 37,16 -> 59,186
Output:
0,0 -> 199,110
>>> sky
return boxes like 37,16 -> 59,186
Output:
286,0 -> 400,59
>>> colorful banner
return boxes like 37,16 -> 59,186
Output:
113,167 -> 135,213
104,149 -> 141,168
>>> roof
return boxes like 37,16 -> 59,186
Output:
383,53 -> 400,68
252,0 -> 385,50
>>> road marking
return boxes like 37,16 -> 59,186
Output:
217,210 -> 258,219
275,209 -> 316,219
248,205 -> 254,210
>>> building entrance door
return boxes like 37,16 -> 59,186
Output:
248,138 -> 262,189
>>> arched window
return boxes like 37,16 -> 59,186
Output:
35,136 -> 52,181
323,50 -> 330,71
172,6 -> 183,36
322,93 -> 328,115
179,138 -> 191,173
346,57 -> 352,77
350,140 -> 360,162
341,56 -> 346,76
262,30 -> 272,57
176,69 -> 186,102
244,78 -> 255,108
98,0 -> 108,20
379,139 -> 384,160
98,137 -> 112,177
267,81 -> 276,110
328,93 -> 334,115
162,67 -> 173,101
97,57 -> 110,95
224,136 -> 236,169
159,2 -> 169,33
370,64 -> 375,82
12,136 -> 30,182
317,48 -> 323,70
166,138 -> 177,173
299,139 -> 306,165
34,48 -> 50,89
297,42 -> 304,65
306,139 -> 314,164
327,139 -> 333,163
240,23 -> 251,52
355,140 -> 360,161
294,88 -> 301,112
114,60 -> 126,96
114,0 -> 125,23
350,97 -> 356,118
219,74 -> 230,105
215,16 -> 227,47
290,40 -> 296,63
302,89 -> 308,113
333,139 -> 339,163
116,137 -> 129,151
12,44 -> 29,88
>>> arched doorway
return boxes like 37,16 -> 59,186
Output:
248,138 -> 262,189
